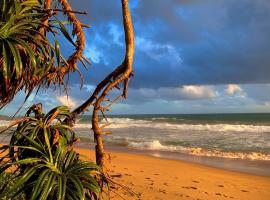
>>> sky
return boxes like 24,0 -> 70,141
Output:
2,0 -> 270,115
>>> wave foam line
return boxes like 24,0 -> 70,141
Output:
74,118 -> 270,133
128,140 -> 270,161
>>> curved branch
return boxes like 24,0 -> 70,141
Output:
92,0 -> 134,167
45,0 -> 86,85
70,0 -> 134,120
58,0 -> 85,72
66,0 -> 134,167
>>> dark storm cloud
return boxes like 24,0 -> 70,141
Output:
65,0 -> 270,89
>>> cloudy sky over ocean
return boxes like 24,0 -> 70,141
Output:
2,0 -> 270,115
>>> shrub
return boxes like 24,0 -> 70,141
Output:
0,105 -> 104,200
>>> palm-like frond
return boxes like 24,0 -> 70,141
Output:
0,105 -> 104,200
0,0 -> 89,108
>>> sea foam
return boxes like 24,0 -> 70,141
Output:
0,120 -> 11,127
128,140 -> 270,161
88,117 -> 270,133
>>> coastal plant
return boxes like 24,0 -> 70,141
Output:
0,105 -> 105,200
0,0 -> 134,170
0,0 -> 89,108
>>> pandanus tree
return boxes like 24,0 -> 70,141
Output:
0,105 -> 103,199
0,0 -> 134,168
0,0 -> 89,107
0,0 -> 134,198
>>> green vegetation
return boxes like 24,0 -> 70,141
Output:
0,105 -> 105,199
0,0 -> 88,107
0,0 -> 134,198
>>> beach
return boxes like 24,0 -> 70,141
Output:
77,147 -> 270,200
1,113 -> 270,199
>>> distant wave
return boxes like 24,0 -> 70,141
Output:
128,140 -> 270,161
74,123 -> 91,129
74,117 -> 270,133
151,117 -> 170,120
0,120 -> 10,127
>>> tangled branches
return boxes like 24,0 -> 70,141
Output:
69,0 -> 134,168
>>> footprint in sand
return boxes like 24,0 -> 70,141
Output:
181,186 -> 197,190
159,189 -> 167,194
192,180 -> 199,183
111,173 -> 122,178
218,184 -> 224,188
241,190 -> 249,193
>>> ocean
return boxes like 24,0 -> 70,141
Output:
1,113 -> 270,175
74,113 -> 270,160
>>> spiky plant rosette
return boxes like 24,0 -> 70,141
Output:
0,105 -> 104,200
0,0 -> 88,108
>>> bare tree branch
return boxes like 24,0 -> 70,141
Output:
68,0 -> 134,168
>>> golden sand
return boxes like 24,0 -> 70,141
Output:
76,148 -> 270,200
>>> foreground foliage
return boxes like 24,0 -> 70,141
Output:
0,105 -> 105,200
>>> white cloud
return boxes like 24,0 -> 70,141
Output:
82,84 -> 95,92
84,44 -> 103,64
264,101 -> 270,107
179,85 -> 216,99
109,24 -> 123,46
225,84 -> 243,96
133,85 -> 216,101
56,96 -> 77,109
136,37 -> 182,64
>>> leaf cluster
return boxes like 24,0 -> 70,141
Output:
0,0 -> 88,108
0,105 -> 105,200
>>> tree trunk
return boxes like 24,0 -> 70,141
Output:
92,108 -> 106,166
92,0 -> 134,169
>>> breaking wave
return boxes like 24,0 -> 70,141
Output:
128,140 -> 270,161
75,117 -> 270,133
0,120 -> 11,127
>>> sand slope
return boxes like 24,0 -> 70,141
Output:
77,148 -> 270,200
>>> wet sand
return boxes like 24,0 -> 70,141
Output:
76,147 -> 270,200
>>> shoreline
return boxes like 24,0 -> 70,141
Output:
76,143 -> 270,177
76,147 -> 270,200
1,139 -> 270,177
1,143 -> 269,199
